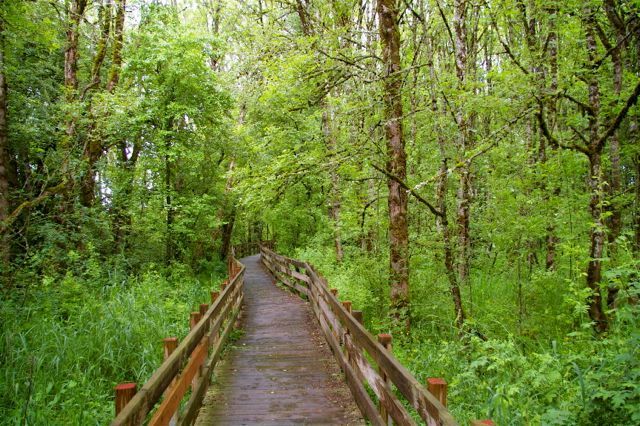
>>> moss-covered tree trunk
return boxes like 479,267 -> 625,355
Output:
377,0 -> 409,325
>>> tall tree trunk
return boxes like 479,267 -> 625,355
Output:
545,5 -> 559,270
106,0 -> 126,93
322,107 -> 343,262
112,140 -> 140,252
453,0 -> 473,297
586,152 -> 608,332
635,152 -> 640,254
584,17 -> 608,332
377,0 -> 409,325
80,0 -> 113,207
0,20 -> 10,271
218,160 -> 236,260
63,0 -> 87,145
436,158 -> 465,330
428,37 -> 466,331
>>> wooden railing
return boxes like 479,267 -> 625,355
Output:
261,245 -> 468,426
111,257 -> 245,426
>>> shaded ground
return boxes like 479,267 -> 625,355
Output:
195,254 -> 363,425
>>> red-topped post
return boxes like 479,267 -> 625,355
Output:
114,382 -> 136,416
427,377 -> 448,407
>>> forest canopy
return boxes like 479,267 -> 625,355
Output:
1,0 -> 639,424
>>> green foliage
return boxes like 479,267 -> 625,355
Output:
0,259 -> 225,424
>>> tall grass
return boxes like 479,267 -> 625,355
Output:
0,263 -> 225,425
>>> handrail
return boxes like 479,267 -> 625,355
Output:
260,245 -> 458,426
111,256 -> 245,426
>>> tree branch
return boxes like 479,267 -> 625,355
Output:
371,164 -> 443,217
0,182 -> 67,235
596,78 -> 640,150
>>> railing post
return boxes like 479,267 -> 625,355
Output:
199,303 -> 208,317
471,421 -> 495,426
189,312 -> 203,393
115,382 -> 137,416
378,333 -> 392,426
427,377 -> 448,407
211,290 -> 219,304
162,338 -> 179,426
163,337 -> 178,359
189,312 -> 201,329
330,288 -> 338,298
352,310 -> 363,325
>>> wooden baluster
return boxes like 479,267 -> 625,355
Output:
341,301 -> 352,360
199,303 -> 208,317
427,377 -> 448,407
163,338 -> 179,426
210,291 -> 220,343
163,337 -> 178,360
189,312 -> 201,329
352,310 -> 363,325
377,334 -> 392,426
189,311 -> 203,392
114,382 -> 136,417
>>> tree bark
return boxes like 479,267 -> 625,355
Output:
586,152 -> 608,333
584,16 -> 608,332
453,0 -> 473,295
377,0 -> 410,325
63,0 -> 88,143
106,0 -> 126,93
0,19 -> 10,270
322,107 -> 343,262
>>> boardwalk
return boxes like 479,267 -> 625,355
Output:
195,254 -> 363,425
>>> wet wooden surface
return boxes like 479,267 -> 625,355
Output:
195,254 -> 363,425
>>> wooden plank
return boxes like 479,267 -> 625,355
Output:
290,269 -> 311,283
148,339 -> 208,426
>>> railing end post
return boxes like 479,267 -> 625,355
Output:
377,333 -> 392,349
114,382 -> 137,415
427,377 -> 448,407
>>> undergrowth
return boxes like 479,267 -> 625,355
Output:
294,243 -> 640,425
0,261 -> 225,425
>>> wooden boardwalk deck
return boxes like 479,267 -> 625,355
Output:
195,254 -> 363,425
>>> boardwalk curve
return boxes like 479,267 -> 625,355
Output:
195,254 -> 363,425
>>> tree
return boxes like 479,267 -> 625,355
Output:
377,0 -> 410,325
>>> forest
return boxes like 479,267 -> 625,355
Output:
0,0 -> 639,424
